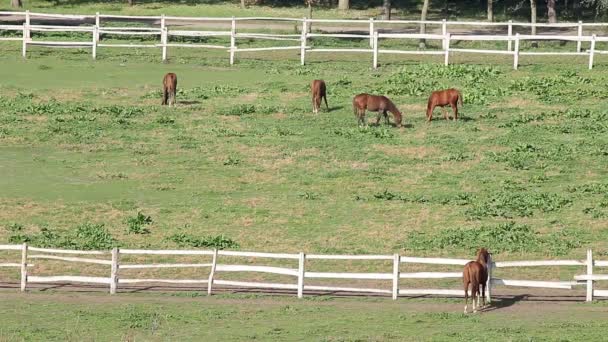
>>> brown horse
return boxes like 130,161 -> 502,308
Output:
311,79 -> 328,114
463,248 -> 490,314
352,93 -> 402,127
426,88 -> 462,122
162,72 -> 177,106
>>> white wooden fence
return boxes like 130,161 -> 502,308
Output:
1,243 -> 607,301
2,11 -> 608,69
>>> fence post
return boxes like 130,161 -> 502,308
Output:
576,21 -> 583,53
372,30 -> 378,69
507,20 -> 513,51
369,18 -> 374,48
160,14 -> 167,62
441,19 -> 447,50
20,243 -> 28,292
110,247 -> 118,294
588,34 -> 596,70
229,16 -> 236,65
92,25 -> 98,60
513,33 -> 520,70
444,33 -> 450,66
297,252 -> 305,298
162,27 -> 168,62
486,253 -> 492,304
95,12 -> 100,42
392,254 -> 400,300
22,23 -> 27,59
586,249 -> 594,302
25,10 -> 30,39
300,18 -> 307,66
207,249 -> 218,295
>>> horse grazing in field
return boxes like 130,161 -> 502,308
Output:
311,79 -> 328,114
463,248 -> 491,314
426,88 -> 462,122
162,72 -> 178,106
352,94 -> 402,128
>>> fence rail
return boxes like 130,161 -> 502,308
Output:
1,244 -> 607,301
1,11 -> 608,68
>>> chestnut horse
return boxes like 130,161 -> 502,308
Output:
463,248 -> 491,314
162,72 -> 177,106
352,94 -> 402,127
426,88 -> 462,121
311,79 -> 328,114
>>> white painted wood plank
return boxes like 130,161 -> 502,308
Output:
575,274 -> 608,281
594,290 -> 608,297
495,260 -> 586,267
305,272 -> 393,280
399,289 -> 464,296
118,278 -> 209,284
0,245 -> 22,251
120,263 -> 213,269
217,251 -> 299,259
305,285 -> 392,294
400,257 -> 470,265
162,44 -> 227,49
28,247 -> 106,255
378,50 -> 444,55
215,264 -> 298,276
306,254 -> 392,260
28,276 -> 110,284
119,249 -> 214,255
492,278 -> 573,289
28,254 -> 111,265
214,280 -> 298,290
399,272 -> 462,279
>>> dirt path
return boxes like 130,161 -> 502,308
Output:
1,281 -> 604,315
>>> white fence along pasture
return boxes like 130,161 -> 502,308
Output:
1,243 -> 607,302
2,11 -> 608,69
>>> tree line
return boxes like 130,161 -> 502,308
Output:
8,0 -> 608,23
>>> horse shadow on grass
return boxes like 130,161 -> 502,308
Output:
176,100 -> 201,106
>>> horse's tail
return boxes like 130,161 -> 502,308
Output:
323,93 -> 329,110
458,91 -> 463,107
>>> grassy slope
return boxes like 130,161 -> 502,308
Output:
1,292 -> 608,341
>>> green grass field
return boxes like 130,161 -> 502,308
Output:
1,36 -> 608,339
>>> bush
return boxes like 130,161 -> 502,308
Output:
126,212 -> 153,235
167,233 -> 239,249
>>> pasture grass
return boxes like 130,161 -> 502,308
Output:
0,42 -> 607,285
1,292 -> 607,341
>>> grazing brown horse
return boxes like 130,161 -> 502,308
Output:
311,79 -> 328,114
463,248 -> 491,314
162,72 -> 177,106
352,94 -> 402,128
426,88 -> 462,122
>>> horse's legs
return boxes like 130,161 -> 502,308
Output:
472,283 -> 479,313
162,88 -> 168,106
481,283 -> 486,308
427,105 -> 434,122
375,111 -> 382,126
442,107 -> 449,120
463,282 -> 469,314
384,111 -> 389,125
451,102 -> 458,121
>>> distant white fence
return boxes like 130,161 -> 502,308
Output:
1,244 -> 607,301
1,11 -> 608,69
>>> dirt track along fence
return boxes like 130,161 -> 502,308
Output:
1,244 -> 607,301
2,11 -> 608,69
